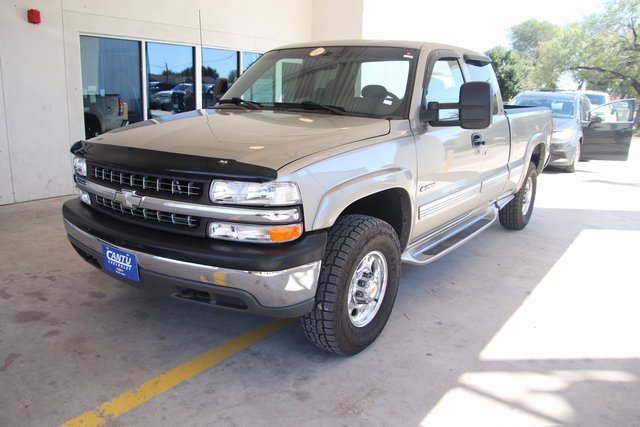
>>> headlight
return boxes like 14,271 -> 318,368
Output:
207,222 -> 303,243
210,181 -> 301,206
73,156 -> 87,176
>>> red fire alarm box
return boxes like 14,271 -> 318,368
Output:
27,9 -> 41,25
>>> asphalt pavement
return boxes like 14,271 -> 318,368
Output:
1,138 -> 639,427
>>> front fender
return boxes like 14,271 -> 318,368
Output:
278,133 -> 418,233
312,168 -> 414,230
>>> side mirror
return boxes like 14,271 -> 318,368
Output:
421,81 -> 493,130
590,114 -> 603,124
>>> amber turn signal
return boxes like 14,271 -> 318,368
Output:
269,224 -> 303,242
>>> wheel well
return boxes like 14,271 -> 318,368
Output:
340,188 -> 411,251
530,143 -> 546,174
84,113 -> 101,138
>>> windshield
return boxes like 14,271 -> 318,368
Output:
513,96 -> 576,119
221,46 -> 419,119
585,93 -> 606,105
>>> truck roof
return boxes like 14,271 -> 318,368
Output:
272,39 -> 489,62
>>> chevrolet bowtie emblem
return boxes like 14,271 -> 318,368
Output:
115,189 -> 142,209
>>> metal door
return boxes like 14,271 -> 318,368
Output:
582,99 -> 635,161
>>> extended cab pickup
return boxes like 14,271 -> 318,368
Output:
83,93 -> 128,139
63,41 -> 553,355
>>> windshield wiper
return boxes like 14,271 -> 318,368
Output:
216,97 -> 262,110
272,101 -> 347,115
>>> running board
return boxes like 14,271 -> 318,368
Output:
401,206 -> 498,265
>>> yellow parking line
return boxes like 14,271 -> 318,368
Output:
60,318 -> 295,427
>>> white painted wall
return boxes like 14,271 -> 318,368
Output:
0,0 -> 371,205
0,49 -> 13,205
1,1 -> 72,203
311,0 -> 364,41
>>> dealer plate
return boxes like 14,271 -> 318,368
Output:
101,244 -> 139,282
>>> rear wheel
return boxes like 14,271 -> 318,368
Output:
499,162 -> 537,230
300,215 -> 401,355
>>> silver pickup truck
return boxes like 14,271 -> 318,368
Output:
63,40 -> 553,355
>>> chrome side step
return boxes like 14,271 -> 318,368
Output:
401,205 -> 498,265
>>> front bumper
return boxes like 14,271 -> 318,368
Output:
548,140 -> 578,167
62,199 -> 326,317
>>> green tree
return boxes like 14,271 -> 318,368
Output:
509,19 -> 563,90
563,0 -> 640,97
179,66 -> 194,78
510,19 -> 562,59
202,66 -> 219,80
485,46 -> 526,100
227,70 -> 238,83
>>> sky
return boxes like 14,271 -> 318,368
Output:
362,0 -> 609,53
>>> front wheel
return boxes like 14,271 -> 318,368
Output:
499,162 -> 537,230
565,142 -> 581,173
300,215 -> 401,355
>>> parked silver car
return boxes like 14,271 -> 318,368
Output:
511,91 -> 591,172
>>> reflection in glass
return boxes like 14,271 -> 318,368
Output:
80,36 -> 142,139
146,42 -> 195,119
202,48 -> 239,108
242,51 -> 262,72
225,46 -> 417,119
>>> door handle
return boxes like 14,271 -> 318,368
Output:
472,133 -> 485,147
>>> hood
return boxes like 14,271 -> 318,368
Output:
552,117 -> 576,131
91,109 -> 390,171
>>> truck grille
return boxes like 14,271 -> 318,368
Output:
94,195 -> 200,228
91,165 -> 203,197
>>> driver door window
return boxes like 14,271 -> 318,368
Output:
425,59 -> 464,121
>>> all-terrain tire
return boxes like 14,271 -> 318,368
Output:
499,162 -> 537,230
300,215 -> 401,355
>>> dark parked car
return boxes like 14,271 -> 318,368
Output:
148,81 -> 175,94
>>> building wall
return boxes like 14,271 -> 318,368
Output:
0,51 -> 13,205
0,0 -> 367,205
311,0 -> 364,41
1,1 -> 71,204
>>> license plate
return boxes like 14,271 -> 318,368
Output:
102,244 -> 139,282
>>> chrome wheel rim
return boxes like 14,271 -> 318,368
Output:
347,251 -> 388,328
522,176 -> 533,216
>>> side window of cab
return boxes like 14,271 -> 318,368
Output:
425,58 -> 464,121
465,58 -> 501,114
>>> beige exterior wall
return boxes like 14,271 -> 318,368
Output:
311,0 -> 364,40
0,0 -> 369,205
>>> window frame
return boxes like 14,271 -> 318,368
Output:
78,33 -> 262,122
423,51 -> 466,122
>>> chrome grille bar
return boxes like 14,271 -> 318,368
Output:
76,179 -> 301,224
91,165 -> 203,197
95,195 -> 200,228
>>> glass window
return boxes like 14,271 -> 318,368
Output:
512,96 -> 576,119
466,60 -> 501,114
242,51 -> 262,72
585,93 -> 607,105
426,59 -> 464,121
80,36 -> 142,139
225,46 -> 418,119
202,48 -> 239,108
146,42 -> 195,119
358,61 -> 409,100
592,100 -> 634,123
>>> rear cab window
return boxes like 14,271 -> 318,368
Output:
465,57 -> 501,114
